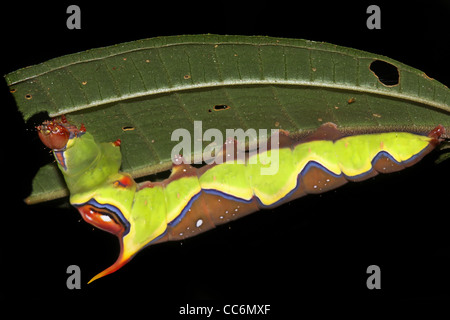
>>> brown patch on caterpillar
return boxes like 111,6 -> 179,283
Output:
166,160 -> 197,183
298,122 -> 345,144
162,191 -> 259,242
428,124 -> 446,145
300,166 -> 347,194
221,138 -> 241,163
264,166 -> 347,210
205,194 -> 259,226
372,155 -> 406,174
164,192 -> 216,241
267,130 -> 295,151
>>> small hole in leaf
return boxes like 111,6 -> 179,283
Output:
213,105 -> 230,111
122,126 -> 135,131
25,93 -> 32,100
369,60 -> 399,86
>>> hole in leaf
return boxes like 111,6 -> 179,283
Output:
122,126 -> 135,131
369,60 -> 399,86
212,104 -> 230,111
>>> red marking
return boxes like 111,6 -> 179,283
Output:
347,97 -> 356,104
77,205 -> 124,236
36,120 -> 70,150
36,117 -> 87,150
428,124 -> 445,144
80,123 -> 87,132
113,139 -> 121,147
54,151 -> 66,168
113,175 -> 133,188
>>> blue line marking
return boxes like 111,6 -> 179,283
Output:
167,192 -> 202,227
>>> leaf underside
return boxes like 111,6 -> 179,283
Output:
5,34 -> 450,204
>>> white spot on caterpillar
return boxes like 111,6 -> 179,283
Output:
219,216 -> 224,219
225,210 -> 229,214
179,232 -> 184,236
100,215 -> 111,222
196,219 -> 203,227
234,208 -> 238,212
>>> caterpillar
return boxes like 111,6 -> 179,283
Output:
37,117 -> 445,283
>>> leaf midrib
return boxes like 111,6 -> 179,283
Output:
48,80 -> 448,117
7,36 -> 450,116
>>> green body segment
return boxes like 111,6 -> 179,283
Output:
52,124 -> 438,282
58,133 -> 122,195
131,186 -> 167,247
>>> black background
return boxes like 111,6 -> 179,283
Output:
2,0 -> 450,314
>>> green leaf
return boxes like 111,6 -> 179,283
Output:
5,35 -> 450,204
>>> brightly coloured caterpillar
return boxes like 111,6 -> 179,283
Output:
37,117 -> 445,283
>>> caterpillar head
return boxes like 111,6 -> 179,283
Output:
37,120 -> 70,150
36,116 -> 86,150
